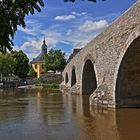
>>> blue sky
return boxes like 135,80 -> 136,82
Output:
14,0 -> 137,60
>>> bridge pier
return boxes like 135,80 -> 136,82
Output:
90,84 -> 115,108
60,84 -> 80,94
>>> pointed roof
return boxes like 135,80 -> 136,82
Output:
31,40 -> 47,63
41,39 -> 47,55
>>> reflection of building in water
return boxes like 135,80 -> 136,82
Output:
40,93 -> 65,125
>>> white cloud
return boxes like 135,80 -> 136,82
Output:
17,19 -> 62,61
54,15 -> 76,21
18,19 -> 43,36
18,27 -> 37,36
61,20 -> 109,50
20,40 -> 41,53
14,41 -> 41,61
72,11 -> 87,16
65,52 -> 71,60
16,12 -> 110,61
54,12 -> 87,21
17,19 -> 108,61
15,30 -> 61,60
66,29 -> 73,36
79,20 -> 108,33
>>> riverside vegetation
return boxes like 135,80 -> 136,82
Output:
35,83 -> 59,90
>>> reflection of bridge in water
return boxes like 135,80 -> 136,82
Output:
61,1 -> 140,108
0,89 -> 140,140
64,94 -> 140,140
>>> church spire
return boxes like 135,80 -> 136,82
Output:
41,38 -> 47,54
43,36 -> 46,44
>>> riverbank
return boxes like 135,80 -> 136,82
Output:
18,83 -> 60,91
0,73 -> 62,89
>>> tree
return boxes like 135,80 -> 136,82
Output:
28,65 -> 36,78
0,53 -> 15,79
12,50 -> 29,78
0,0 -> 44,54
45,49 -> 66,73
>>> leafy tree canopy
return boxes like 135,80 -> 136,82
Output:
12,50 -> 29,78
45,49 -> 66,73
0,0 -> 44,54
0,53 -> 15,78
28,65 -> 36,78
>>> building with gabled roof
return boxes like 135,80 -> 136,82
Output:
31,40 -> 47,78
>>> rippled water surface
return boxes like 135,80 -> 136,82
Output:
0,89 -> 140,140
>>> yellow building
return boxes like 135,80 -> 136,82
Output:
31,40 -> 47,78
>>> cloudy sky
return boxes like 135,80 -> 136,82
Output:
13,0 -> 137,61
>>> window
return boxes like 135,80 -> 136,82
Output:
35,64 -> 37,69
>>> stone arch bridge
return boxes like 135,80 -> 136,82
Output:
61,1 -> 140,108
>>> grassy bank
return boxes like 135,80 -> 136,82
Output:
35,83 -> 59,89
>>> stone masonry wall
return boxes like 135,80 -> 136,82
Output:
61,1 -> 140,108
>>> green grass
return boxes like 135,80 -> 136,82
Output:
35,83 -> 59,89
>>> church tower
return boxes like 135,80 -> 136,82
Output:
31,39 -> 48,78
41,39 -> 47,55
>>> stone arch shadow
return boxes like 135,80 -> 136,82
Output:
81,55 -> 97,95
114,29 -> 140,107
71,66 -> 76,87
65,72 -> 68,84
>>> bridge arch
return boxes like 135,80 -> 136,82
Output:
65,72 -> 68,84
114,29 -> 140,107
71,66 -> 76,87
82,59 -> 97,95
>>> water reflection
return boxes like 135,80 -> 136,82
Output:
64,94 -> 140,140
116,109 -> 140,140
0,89 -> 28,125
0,89 -> 139,140
40,93 -> 65,124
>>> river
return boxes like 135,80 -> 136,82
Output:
0,88 -> 140,140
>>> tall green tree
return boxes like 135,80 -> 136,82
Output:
0,0 -> 44,54
28,65 -> 36,77
0,53 -> 15,78
45,49 -> 66,73
12,50 -> 29,78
